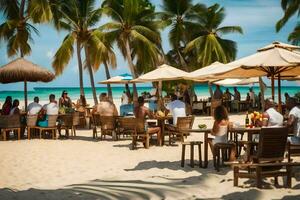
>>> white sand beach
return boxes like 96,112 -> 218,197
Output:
0,113 -> 300,200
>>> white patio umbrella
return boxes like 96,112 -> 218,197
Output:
98,73 -> 132,84
213,77 -> 259,86
131,64 -> 190,83
207,41 -> 300,110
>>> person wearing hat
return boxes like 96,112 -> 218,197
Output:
59,90 -> 72,108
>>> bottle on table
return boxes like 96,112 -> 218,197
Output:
245,112 -> 249,128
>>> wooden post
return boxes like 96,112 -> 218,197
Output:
271,74 -> 275,101
157,81 -> 162,111
278,74 -> 282,113
24,79 -> 28,111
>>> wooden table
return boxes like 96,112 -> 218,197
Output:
155,115 -> 173,146
190,127 -> 261,168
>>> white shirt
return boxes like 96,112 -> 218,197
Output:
121,93 -> 129,105
166,100 -> 186,125
289,106 -> 300,137
266,107 -> 283,127
43,102 -> 58,115
28,102 -> 42,115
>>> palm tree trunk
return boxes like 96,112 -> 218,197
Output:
76,40 -> 85,97
104,61 -> 113,102
84,46 -> 98,105
125,39 -> 138,102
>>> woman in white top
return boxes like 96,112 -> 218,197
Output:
9,99 -> 20,115
208,105 -> 236,161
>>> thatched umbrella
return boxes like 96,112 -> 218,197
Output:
0,58 -> 55,110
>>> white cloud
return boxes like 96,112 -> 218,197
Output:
46,50 -> 54,59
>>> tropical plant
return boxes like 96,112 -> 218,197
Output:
100,0 -> 163,100
276,0 -> 300,32
52,0 -> 116,104
184,4 -> 243,67
0,0 -> 54,57
276,0 -> 300,44
159,0 -> 206,71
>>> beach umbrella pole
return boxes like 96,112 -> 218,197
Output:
278,74 -> 282,113
271,74 -> 275,100
24,79 -> 27,111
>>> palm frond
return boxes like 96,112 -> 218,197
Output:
216,26 -> 243,35
52,33 -> 76,75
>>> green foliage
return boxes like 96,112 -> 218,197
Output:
101,0 -> 162,77
0,0 -> 56,57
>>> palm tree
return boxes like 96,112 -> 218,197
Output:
159,0 -> 206,71
100,0 -> 162,101
88,30 -> 117,101
0,0 -> 55,108
184,4 -> 243,67
52,0 -> 114,105
0,0 -> 54,57
276,0 -> 300,32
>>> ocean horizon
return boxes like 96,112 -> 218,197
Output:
0,85 -> 299,103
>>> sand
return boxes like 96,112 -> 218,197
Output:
0,112 -> 300,199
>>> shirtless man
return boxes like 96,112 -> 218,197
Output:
134,96 -> 162,146
93,93 -> 118,116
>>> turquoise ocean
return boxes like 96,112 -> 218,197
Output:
0,85 -> 299,103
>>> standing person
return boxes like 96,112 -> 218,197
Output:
121,91 -> 129,105
286,98 -> 300,144
232,87 -> 241,112
1,96 -> 12,115
207,105 -> 235,161
223,88 -> 232,101
262,98 -> 283,127
249,88 -> 255,108
213,85 -> 223,100
134,96 -> 161,146
9,99 -> 20,115
28,97 -> 42,115
233,87 -> 241,101
59,90 -> 72,108
93,93 -> 118,116
38,94 -> 59,127
165,94 -> 186,125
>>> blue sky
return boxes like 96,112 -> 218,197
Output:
0,0 -> 299,91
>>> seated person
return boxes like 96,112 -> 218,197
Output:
28,96 -> 42,115
262,98 -> 283,127
287,98 -> 300,144
134,96 -> 161,146
38,94 -> 59,127
165,94 -> 186,125
93,93 -> 118,116
1,96 -> 12,115
9,99 -> 20,115
75,94 -> 87,112
59,90 -> 72,108
207,105 -> 235,161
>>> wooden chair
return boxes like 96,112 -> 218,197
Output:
165,116 -> 195,145
36,115 -> 58,139
26,115 -> 38,139
287,142 -> 300,162
117,117 -> 150,149
99,116 -> 117,140
92,113 -> 101,139
0,115 -> 21,140
229,127 -> 300,188
58,114 -> 73,138
71,112 -> 80,136
213,141 -> 235,171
